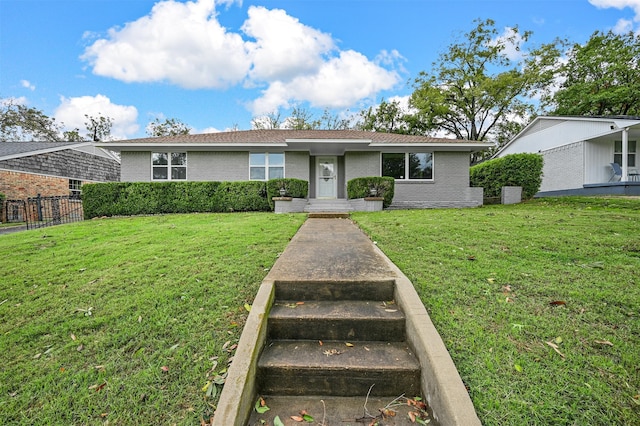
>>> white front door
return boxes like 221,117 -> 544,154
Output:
317,156 -> 337,199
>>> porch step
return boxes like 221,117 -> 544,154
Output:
246,395 -> 433,425
274,279 -> 396,301
304,198 -> 354,213
257,340 -> 421,396
268,300 -> 406,341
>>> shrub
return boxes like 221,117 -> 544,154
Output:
82,181 -> 273,218
470,153 -> 543,199
347,176 -> 395,208
265,178 -> 309,209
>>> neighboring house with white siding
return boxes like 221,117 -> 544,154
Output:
100,130 -> 492,209
495,116 -> 640,196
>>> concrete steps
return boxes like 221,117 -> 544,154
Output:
249,280 -> 422,423
304,198 -> 354,213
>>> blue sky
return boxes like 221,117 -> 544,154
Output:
1,0 -> 639,139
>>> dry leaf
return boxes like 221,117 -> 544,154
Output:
345,342 -> 354,347
550,301 -> 566,306
138,315 -> 142,323
160,366 -> 169,372
545,341 -> 565,358
318,340 -> 323,346
70,333 -> 76,341
594,340 -> 614,346
291,415 -> 304,422
77,344 -> 84,352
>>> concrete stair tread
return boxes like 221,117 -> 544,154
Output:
274,280 -> 396,301
271,300 -> 404,320
248,395 -> 435,426
259,340 -> 419,371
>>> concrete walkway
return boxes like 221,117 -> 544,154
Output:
213,218 -> 480,425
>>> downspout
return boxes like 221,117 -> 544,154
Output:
622,128 -> 629,181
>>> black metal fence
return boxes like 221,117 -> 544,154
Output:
2,195 -> 84,230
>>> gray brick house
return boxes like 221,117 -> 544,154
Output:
0,142 -> 120,201
101,130 -> 491,209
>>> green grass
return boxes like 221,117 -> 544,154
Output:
352,197 -> 640,425
2,198 -> 639,425
0,213 -> 306,425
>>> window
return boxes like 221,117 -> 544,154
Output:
69,179 -> 82,199
152,152 -> 187,180
382,153 -> 433,180
614,141 -> 637,168
250,153 -> 284,180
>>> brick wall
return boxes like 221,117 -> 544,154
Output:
0,169 -> 74,200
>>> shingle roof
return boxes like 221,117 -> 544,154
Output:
0,142 -> 85,160
105,129 -> 485,145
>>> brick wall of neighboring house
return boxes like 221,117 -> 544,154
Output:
0,169 -> 75,200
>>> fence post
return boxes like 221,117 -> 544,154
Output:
36,194 -> 43,222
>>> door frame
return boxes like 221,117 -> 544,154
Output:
316,156 -> 338,199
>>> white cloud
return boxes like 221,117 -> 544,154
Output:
489,27 -> 526,62
21,80 -> 35,91
242,6 -> 335,82
589,0 -> 640,32
81,0 -> 402,117
81,0 -> 251,89
249,50 -> 400,115
54,94 -> 139,140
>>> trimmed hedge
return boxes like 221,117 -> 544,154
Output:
470,153 -> 543,199
266,178 -> 309,209
347,176 -> 395,208
83,180 -> 308,218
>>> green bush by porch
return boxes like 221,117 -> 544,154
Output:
470,153 -> 543,199
347,176 -> 395,208
265,178 -> 309,209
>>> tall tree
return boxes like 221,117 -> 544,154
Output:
410,19 -> 559,145
85,114 -> 113,141
251,111 -> 283,129
146,117 -> 191,137
358,99 -> 426,135
550,31 -> 640,116
284,106 -> 320,130
0,100 -> 62,141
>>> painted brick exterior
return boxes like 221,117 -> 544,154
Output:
539,142 -> 584,192
390,152 -> 481,208
116,149 -> 481,209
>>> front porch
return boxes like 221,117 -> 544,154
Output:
273,197 -> 384,213
537,181 -> 640,197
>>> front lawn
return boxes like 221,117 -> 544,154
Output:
352,197 -> 640,425
2,198 -> 638,425
0,213 -> 305,425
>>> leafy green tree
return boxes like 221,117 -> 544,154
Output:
0,100 -> 62,141
85,114 -> 113,141
62,128 -> 86,141
550,31 -> 640,116
146,117 -> 192,137
358,99 -> 426,135
410,19 -> 559,146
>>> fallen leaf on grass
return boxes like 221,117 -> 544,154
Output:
77,344 -> 84,352
487,278 -> 496,284
546,341 -> 565,358
594,340 -> 614,346
244,303 -> 252,312
138,315 -> 142,323
70,333 -> 76,341
550,301 -> 566,306
514,364 -> 523,372
89,382 -> 106,392
160,366 -> 169,372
